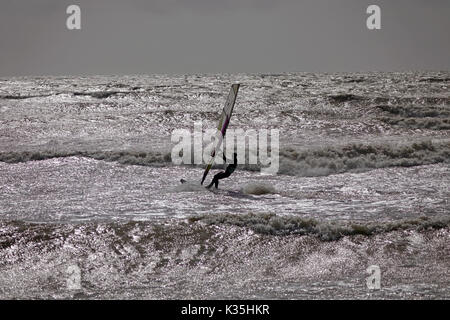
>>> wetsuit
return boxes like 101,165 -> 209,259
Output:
206,153 -> 238,189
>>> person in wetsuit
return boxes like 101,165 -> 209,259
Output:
206,152 -> 238,189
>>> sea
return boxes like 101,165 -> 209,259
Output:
0,72 -> 449,299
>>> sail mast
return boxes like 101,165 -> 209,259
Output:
200,84 -> 240,185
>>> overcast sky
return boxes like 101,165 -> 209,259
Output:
0,0 -> 449,76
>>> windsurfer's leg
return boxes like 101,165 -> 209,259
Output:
207,171 -> 225,189
206,178 -> 216,188
213,171 -> 230,189
207,173 -> 220,188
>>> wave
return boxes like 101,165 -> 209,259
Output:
275,140 -> 450,177
0,216 -> 449,299
0,150 -> 171,166
327,93 -> 363,103
190,212 -> 450,241
241,183 -> 276,195
72,91 -> 132,99
376,104 -> 450,118
1,140 -> 449,177
419,77 -> 450,83
0,90 -> 134,100
1,214 -> 448,256
380,117 -> 450,130
372,96 -> 450,106
0,94 -> 54,100
377,104 -> 450,130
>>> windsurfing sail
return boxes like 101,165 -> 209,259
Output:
200,83 -> 240,185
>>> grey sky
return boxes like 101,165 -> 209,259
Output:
0,0 -> 449,76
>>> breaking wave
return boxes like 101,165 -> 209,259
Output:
1,139 -> 449,178
190,212 -> 450,241
276,140 -> 450,177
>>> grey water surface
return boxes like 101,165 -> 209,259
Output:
0,72 -> 449,299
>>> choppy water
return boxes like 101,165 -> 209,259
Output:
0,72 -> 449,299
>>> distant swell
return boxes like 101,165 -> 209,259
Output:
0,150 -> 172,166
377,104 -> 450,130
419,77 -> 450,83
